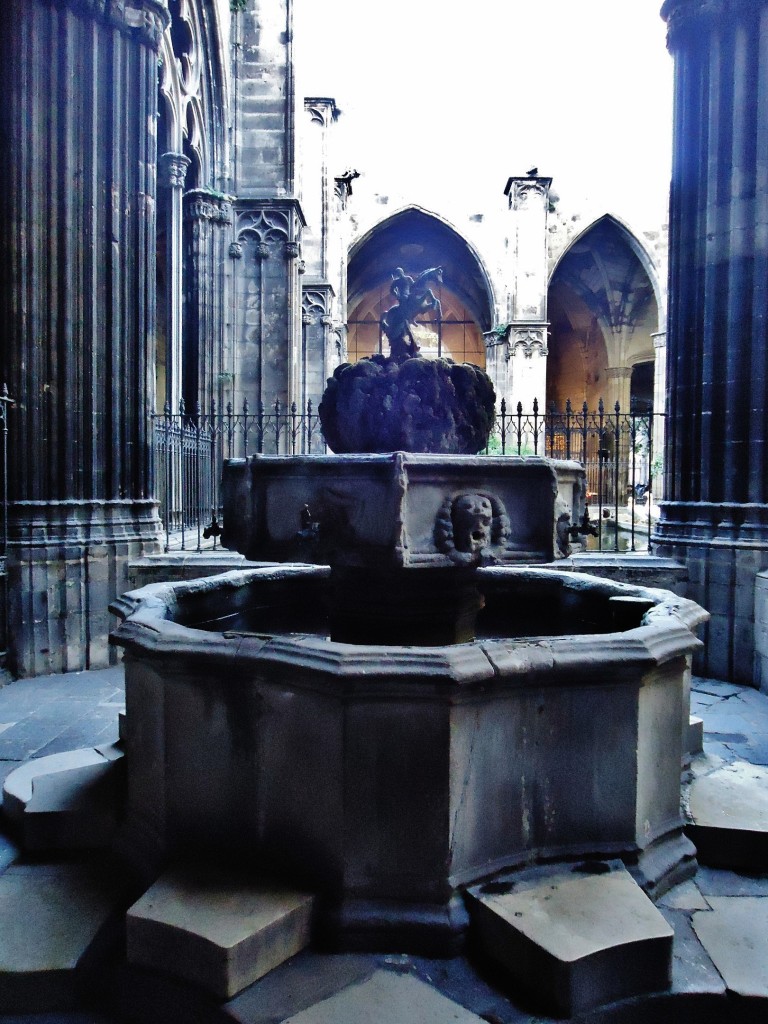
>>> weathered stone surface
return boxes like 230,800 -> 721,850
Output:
466,862 -> 673,1017
318,356 -> 495,455
126,865 -> 314,999
0,861 -> 126,1012
280,969 -> 485,1024
686,761 -> 768,869
3,745 -> 124,851
692,897 -> 768,998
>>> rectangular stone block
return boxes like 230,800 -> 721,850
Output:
466,863 -> 672,1017
126,866 -> 314,999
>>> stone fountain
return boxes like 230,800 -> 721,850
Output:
106,270 -> 708,1010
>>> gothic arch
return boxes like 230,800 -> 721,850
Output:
546,214 -> 663,411
347,206 -> 496,366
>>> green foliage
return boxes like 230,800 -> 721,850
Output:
230,0 -> 248,12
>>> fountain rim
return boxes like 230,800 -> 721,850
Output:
110,564 -> 707,688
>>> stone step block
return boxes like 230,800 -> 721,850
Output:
685,760 -> 768,870
2,744 -> 124,851
465,861 -> 673,1017
126,864 -> 315,1000
0,860 -> 127,1012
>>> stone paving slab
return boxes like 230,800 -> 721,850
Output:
657,907 -> 726,996
686,761 -> 768,869
692,897 -> 768,998
279,969 -> 486,1024
0,860 -> 128,1012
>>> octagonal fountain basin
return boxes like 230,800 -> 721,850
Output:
110,565 -> 707,954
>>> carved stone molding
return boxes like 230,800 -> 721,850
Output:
510,327 -> 548,359
605,366 -> 633,381
59,0 -> 170,49
304,97 -> 340,128
183,189 -> 234,224
504,176 -> 553,211
302,286 -> 332,325
652,331 -> 667,350
159,151 -> 190,190
662,0 -> 761,48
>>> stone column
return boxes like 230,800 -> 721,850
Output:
605,366 -> 633,413
651,331 -> 667,498
230,0 -> 305,428
231,201 -> 305,426
158,152 -> 190,413
498,175 -> 552,413
182,190 -> 234,412
656,0 -> 768,683
301,286 -> 335,412
0,0 -> 168,676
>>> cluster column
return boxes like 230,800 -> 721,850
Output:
656,0 -> 768,683
0,0 -> 168,675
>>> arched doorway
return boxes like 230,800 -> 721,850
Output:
547,215 -> 662,413
347,207 -> 494,368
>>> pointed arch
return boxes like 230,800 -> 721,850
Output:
546,214 -> 664,411
347,206 -> 496,366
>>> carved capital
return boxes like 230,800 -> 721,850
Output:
302,313 -> 313,326
504,176 -> 553,211
159,152 -> 190,189
229,242 -> 243,260
255,242 -> 270,261
184,189 -> 234,224
652,331 -> 667,350
102,1 -> 170,49
661,0 -> 759,49
304,97 -> 341,127
284,240 -> 301,260
605,366 -> 633,381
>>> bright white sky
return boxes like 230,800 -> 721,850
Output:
295,0 -> 673,230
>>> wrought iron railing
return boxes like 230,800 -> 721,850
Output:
151,397 -> 664,555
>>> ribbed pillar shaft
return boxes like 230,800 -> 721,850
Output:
656,0 -> 768,683
0,0 -> 168,675
182,190 -> 233,413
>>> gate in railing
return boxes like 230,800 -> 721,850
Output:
152,397 -> 663,554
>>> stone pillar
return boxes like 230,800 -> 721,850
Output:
605,366 -> 633,413
158,152 -> 190,413
656,0 -> 768,684
230,0 -> 304,425
299,98 -> 343,410
651,331 -> 667,498
499,175 -> 552,412
231,201 -> 305,423
301,286 -> 335,412
182,190 -> 234,413
0,0 -> 167,676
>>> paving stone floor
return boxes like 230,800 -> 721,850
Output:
0,669 -> 766,1023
